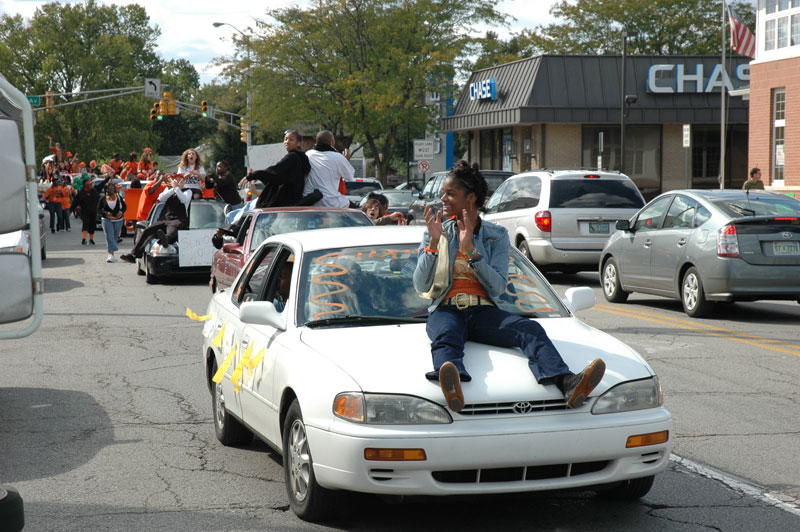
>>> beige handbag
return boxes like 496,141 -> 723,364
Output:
417,233 -> 450,300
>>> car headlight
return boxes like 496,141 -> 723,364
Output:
591,376 -> 663,414
334,393 -> 452,424
149,242 -> 177,256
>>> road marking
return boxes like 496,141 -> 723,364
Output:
671,454 -> 800,517
595,304 -> 800,357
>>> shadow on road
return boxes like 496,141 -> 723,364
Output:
43,278 -> 84,294
41,257 -> 86,269
0,387 -> 116,483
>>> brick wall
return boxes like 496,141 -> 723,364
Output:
750,57 -> 800,187
543,124 -> 582,167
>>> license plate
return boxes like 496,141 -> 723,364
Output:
589,222 -> 609,234
773,241 -> 800,256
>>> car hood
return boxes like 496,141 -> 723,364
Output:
299,318 -> 654,404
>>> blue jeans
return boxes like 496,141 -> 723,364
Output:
425,305 -> 571,383
224,201 -> 244,217
47,202 -> 63,231
101,218 -> 124,252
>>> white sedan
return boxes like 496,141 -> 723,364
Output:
201,226 -> 672,522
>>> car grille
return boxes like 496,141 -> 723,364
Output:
432,460 -> 609,484
459,398 -> 569,416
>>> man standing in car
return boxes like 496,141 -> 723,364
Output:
206,160 -> 244,215
742,167 -> 765,191
303,130 -> 354,208
246,130 -> 310,209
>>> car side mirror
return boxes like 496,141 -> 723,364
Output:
222,243 -> 242,254
562,287 -> 595,313
239,301 -> 286,331
135,221 -> 148,230
616,219 -> 631,231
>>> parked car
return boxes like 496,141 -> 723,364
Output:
135,198 -> 226,284
202,226 -> 672,522
358,188 -> 416,217
344,178 -> 383,205
484,170 -> 645,274
406,170 -> 514,225
210,207 -> 372,292
600,189 -> 800,317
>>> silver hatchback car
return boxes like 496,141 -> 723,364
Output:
484,170 -> 645,273
600,189 -> 800,317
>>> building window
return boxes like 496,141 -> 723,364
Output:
581,125 -> 661,194
479,128 -> 511,170
793,14 -> 800,45
766,19 -> 777,50
778,16 -> 790,47
691,127 -> 720,184
774,89 -> 786,182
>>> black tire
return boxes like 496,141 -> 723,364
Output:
41,245 -> 46,261
597,475 -> 655,500
211,360 -> 252,446
601,257 -> 629,303
144,258 -> 159,284
210,276 -> 218,293
681,267 -> 713,318
136,258 -> 145,276
0,486 -> 25,532
283,400 -> 339,522
517,239 -> 534,263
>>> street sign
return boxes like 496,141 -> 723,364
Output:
26,96 -> 40,107
682,124 -> 691,148
144,78 -> 161,99
418,160 -> 431,173
413,140 -> 434,161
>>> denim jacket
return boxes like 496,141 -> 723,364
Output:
413,217 -> 510,313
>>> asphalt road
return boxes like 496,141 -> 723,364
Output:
1,227 -> 799,531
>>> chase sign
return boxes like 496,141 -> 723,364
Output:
647,63 -> 750,93
470,77 -> 496,101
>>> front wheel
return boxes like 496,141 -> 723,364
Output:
597,475 -> 655,500
211,361 -> 252,446
681,267 -> 713,318
144,257 -> 159,284
601,258 -> 629,303
283,400 -> 339,522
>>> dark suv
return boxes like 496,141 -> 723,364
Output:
406,170 -> 514,225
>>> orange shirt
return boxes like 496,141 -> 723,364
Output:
44,185 -> 69,206
443,249 -> 488,300
120,161 -> 137,179
137,181 -> 166,220
110,160 -> 123,174
138,160 -> 153,175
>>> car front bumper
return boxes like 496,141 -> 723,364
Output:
307,407 -> 672,496
146,254 -> 210,278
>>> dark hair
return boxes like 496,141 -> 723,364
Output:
216,160 -> 230,172
366,191 -> 388,207
446,160 -> 488,208
106,183 -> 117,194
128,152 -> 137,162
284,130 -> 301,142
750,167 -> 761,178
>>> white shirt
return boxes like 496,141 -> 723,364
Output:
157,186 -> 192,215
177,165 -> 206,190
303,148 -> 355,208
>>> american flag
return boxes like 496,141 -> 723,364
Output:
728,5 -> 755,59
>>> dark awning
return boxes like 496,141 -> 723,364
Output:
442,54 -> 750,131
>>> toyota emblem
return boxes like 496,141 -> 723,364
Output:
782,232 -> 794,239
513,401 -> 534,414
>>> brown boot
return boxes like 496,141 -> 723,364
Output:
439,362 -> 465,413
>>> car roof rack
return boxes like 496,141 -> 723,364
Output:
536,167 -> 622,174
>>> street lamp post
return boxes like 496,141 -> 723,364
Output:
619,31 -> 638,175
213,21 -> 252,167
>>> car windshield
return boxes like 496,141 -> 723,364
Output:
298,244 -> 568,326
188,201 -> 227,229
249,211 -> 372,251
712,195 -> 800,217
549,179 -> 645,208
345,181 -> 382,196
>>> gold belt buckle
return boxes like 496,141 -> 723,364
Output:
454,293 -> 470,310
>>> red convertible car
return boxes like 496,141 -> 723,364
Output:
209,207 -> 372,292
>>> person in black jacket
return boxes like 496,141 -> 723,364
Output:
119,175 -> 191,263
247,130 -> 310,208
205,160 -> 243,215
71,178 -> 100,245
97,183 -> 126,262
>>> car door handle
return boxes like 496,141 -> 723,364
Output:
241,334 -> 250,347
643,239 -> 652,248
677,238 -> 687,246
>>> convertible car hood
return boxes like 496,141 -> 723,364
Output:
299,318 -> 654,405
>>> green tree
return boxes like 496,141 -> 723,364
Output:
472,0 -> 756,64
218,0 -> 506,179
0,1 -> 169,164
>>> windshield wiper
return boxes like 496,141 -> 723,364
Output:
725,203 -> 755,216
305,315 -> 426,328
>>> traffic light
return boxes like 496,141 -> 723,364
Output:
150,102 -> 159,121
46,91 -> 54,115
201,100 -> 208,117
168,99 -> 176,115
240,119 -> 247,143
158,100 -> 167,119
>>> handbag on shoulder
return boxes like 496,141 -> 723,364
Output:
417,233 -> 450,300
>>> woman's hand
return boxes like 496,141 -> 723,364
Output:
456,208 -> 477,252
423,205 -> 443,246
